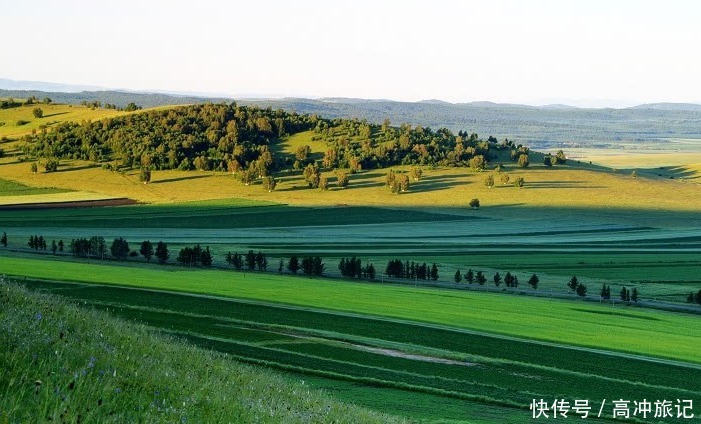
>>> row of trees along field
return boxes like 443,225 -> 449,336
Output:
5,233 -> 660,302
20,102 -> 539,176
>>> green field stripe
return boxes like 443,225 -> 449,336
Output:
24,278 -> 701,392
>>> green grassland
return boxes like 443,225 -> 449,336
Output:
0,279 -> 404,423
0,177 -> 69,196
13,275 -> 701,423
3,255 -> 700,362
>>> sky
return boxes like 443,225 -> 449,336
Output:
4,0 -> 701,107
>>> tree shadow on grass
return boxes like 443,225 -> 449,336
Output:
517,181 -> 606,189
408,174 -> 467,193
52,163 -> 101,173
151,174 -> 210,184
42,112 -> 69,119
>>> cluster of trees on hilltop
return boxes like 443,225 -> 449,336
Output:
23,103 -> 315,174
21,102 -> 518,176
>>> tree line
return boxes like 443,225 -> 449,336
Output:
21,102 -> 526,180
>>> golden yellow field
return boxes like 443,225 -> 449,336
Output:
0,104 -> 129,139
1,156 -> 700,218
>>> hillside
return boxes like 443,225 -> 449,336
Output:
4,87 -> 701,147
0,278 -> 404,423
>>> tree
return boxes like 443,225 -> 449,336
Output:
304,164 -> 320,188
263,176 -> 277,192
514,176 -> 525,189
240,169 -> 255,186
504,272 -> 514,287
199,247 -> 212,267
58,240 -> 64,252
125,102 -> 141,112
620,287 -> 630,302
576,284 -> 587,297
410,167 -> 423,181
386,169 -> 397,187
51,240 -> 57,254
430,263 -> 439,281
32,107 -> 43,118
399,175 -> 409,192
484,174 -> 494,188
110,237 -> 130,260
245,250 -> 256,271
600,284 -> 611,300
295,145 -> 311,162
155,241 -> 169,264
475,271 -> 486,285
140,240 -> 154,261
30,162 -> 38,173
469,198 -> 480,209
469,155 -> 486,171
288,256 -> 300,274
0,232 -> 6,247
318,175 -> 329,191
278,258 -> 284,273
688,292 -> 695,303
336,171 -> 349,189
543,155 -> 553,167
696,289 -> 701,305
500,173 -> 510,185
493,272 -> 501,287
454,269 -> 462,283
465,269 -> 474,284
312,256 -> 324,276
631,288 -> 639,302
256,252 -> 267,271
567,276 -> 579,292
555,150 -> 567,164
528,274 -> 539,289
140,168 -> 151,184
517,154 -> 529,168
43,158 -> 59,172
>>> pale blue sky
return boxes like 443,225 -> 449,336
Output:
4,0 -> 700,106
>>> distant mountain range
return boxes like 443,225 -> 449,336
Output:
2,78 -> 700,147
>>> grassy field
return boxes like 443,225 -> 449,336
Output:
0,103 -> 128,139
13,275 -> 701,423
0,177 -> 69,197
2,255 -> 700,362
0,279 -> 404,423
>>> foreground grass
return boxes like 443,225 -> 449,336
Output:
2,255 -> 701,363
0,278 -> 405,423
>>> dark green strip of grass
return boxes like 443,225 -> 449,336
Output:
0,205 -> 475,228
23,280 -> 701,394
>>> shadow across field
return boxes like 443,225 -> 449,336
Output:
387,174 -> 466,194
514,180 -> 606,189
151,174 -> 210,184
53,163 -> 101,173
42,111 -> 70,118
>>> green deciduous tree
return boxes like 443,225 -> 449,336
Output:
110,237 -> 130,260
517,154 -> 529,168
336,171 -> 349,189
155,241 -> 169,264
528,274 -> 539,289
140,240 -> 154,261
288,255 -> 300,274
